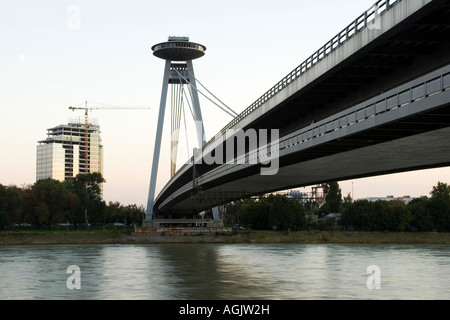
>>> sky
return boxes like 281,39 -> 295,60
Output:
1,0 -> 449,208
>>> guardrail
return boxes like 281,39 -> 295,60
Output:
159,0 -> 403,198
159,63 -> 450,210
156,0 -> 417,208
274,65 -> 450,155
190,64 -> 450,196
201,0 -> 402,152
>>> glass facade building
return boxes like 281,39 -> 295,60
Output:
36,119 -> 103,182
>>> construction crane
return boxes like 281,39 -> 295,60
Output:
69,101 -> 150,174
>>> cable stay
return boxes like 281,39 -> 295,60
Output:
171,83 -> 183,177
182,97 -> 191,159
169,65 -> 244,176
177,75 -> 195,120
192,74 -> 238,117
172,68 -> 238,119
170,73 -> 195,176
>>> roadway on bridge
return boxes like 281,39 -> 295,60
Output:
152,0 -> 450,218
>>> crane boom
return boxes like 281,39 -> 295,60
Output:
69,101 -> 150,175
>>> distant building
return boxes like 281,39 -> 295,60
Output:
286,190 -> 309,203
36,119 -> 103,182
359,195 -> 422,204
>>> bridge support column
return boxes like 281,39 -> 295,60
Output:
146,60 -> 171,222
146,36 -> 223,225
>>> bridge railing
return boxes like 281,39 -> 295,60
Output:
159,61 -> 450,210
201,0 -> 402,153
280,66 -> 450,151
156,0 -> 409,206
189,64 -> 450,194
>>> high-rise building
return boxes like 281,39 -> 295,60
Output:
36,119 -> 103,182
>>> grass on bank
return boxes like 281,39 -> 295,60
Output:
1,227 -> 450,245
234,229 -> 450,244
0,225 -> 136,235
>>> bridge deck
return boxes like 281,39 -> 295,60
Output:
152,0 -> 450,218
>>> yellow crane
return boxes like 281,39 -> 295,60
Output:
69,101 -> 150,174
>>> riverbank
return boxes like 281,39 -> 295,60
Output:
1,230 -> 450,245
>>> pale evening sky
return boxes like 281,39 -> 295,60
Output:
1,0 -> 449,208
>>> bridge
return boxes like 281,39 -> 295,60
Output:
147,0 -> 450,221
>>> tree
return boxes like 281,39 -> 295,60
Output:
341,200 -> 372,231
266,194 -> 306,231
224,200 -> 244,226
429,182 -> 450,232
0,184 -> 25,227
239,197 -> 270,230
105,201 -> 122,224
430,182 -> 450,200
320,182 -> 343,214
32,179 -> 69,227
123,204 -> 145,226
22,185 -> 38,224
224,195 -> 307,231
372,200 -> 391,231
343,193 -> 353,208
408,197 -> 433,231
70,172 -> 105,203
66,173 -> 106,226
0,184 -> 8,229
304,199 -> 320,216
236,198 -> 260,229
389,200 -> 412,232
65,192 -> 80,225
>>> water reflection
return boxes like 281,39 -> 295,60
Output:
0,244 -> 449,300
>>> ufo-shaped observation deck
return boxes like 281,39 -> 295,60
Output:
152,36 -> 206,61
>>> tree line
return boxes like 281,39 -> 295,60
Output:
223,181 -> 450,232
2,175 -> 449,232
0,173 -> 145,229
340,182 -> 450,232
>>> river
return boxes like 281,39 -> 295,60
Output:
0,243 -> 449,300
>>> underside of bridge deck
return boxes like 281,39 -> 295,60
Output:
153,0 -> 450,218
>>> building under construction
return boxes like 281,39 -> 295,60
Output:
36,118 -> 103,182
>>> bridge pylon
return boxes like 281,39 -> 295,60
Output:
145,36 -> 222,226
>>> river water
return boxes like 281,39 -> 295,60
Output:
0,243 -> 449,300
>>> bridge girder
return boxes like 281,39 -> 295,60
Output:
152,0 -> 450,218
